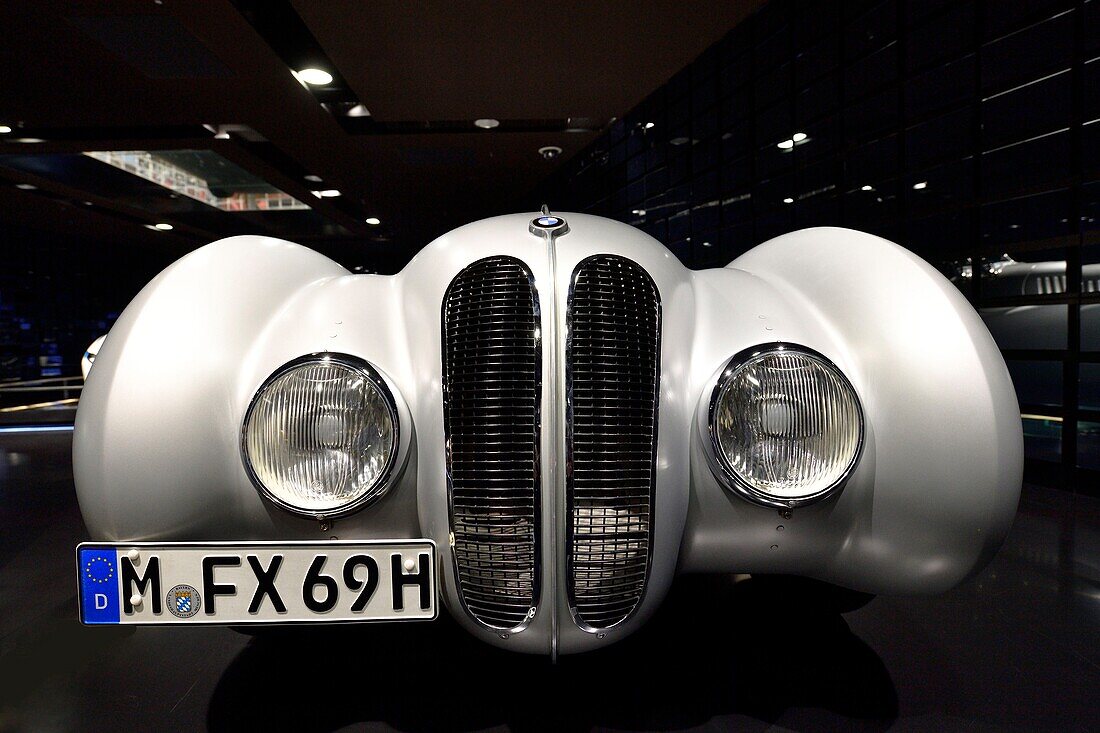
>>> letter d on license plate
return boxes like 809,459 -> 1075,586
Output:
76,540 -> 436,625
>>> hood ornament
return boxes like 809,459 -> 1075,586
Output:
530,204 -> 569,237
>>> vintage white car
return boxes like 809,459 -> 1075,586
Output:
74,212 -> 1022,655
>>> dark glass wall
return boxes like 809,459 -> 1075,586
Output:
534,0 -> 1099,492
0,222 -> 168,384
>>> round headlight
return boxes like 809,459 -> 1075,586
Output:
242,354 -> 399,517
708,344 -> 863,508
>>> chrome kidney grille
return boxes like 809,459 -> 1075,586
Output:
566,255 -> 661,630
442,257 -> 541,630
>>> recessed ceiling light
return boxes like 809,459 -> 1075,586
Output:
346,104 -> 371,118
861,185 -> 874,191
474,118 -> 500,129
538,146 -> 562,160
643,122 -> 655,130
15,183 -> 37,190
12,137 -> 45,143
153,223 -> 173,231
777,139 -> 794,150
913,181 -> 928,190
0,125 -> 11,134
365,217 -> 381,225
631,209 -> 646,216
311,189 -> 341,198
791,132 -> 807,142
304,174 -> 323,183
295,68 -> 333,86
670,136 -> 691,146
701,241 -> 713,247
783,197 -> 794,204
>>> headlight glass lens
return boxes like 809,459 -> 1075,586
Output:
711,346 -> 862,505
243,356 -> 397,515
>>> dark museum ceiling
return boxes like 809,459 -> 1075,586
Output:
0,0 -> 761,271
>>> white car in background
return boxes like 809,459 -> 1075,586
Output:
81,335 -> 106,381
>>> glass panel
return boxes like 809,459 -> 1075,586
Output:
1078,421 -> 1100,470
845,43 -> 899,101
981,189 -> 1073,250
906,106 -> 974,170
1082,182 -> 1100,293
907,1 -> 974,70
979,190 -> 1069,299
908,209 -> 972,264
1080,364 -> 1100,410
1083,304 -> 1100,351
1006,360 -> 1062,407
846,0 -> 897,61
981,10 -> 1074,92
982,129 -> 1072,199
981,69 -> 1072,150
1021,416 -> 1061,462
980,305 -> 1067,350
906,158 -> 974,218
905,54 -> 975,119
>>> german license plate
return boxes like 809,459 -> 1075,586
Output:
76,540 -> 436,625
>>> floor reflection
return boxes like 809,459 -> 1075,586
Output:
207,575 -> 896,732
2,429 -> 1099,732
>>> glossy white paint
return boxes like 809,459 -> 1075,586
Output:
73,215 -> 1022,654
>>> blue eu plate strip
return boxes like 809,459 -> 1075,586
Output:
79,547 -> 120,624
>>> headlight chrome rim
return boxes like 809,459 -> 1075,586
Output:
241,352 -> 401,519
706,343 -> 865,509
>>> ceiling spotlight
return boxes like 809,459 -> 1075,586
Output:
15,183 -> 37,190
474,118 -> 500,129
311,189 -> 341,198
153,223 -> 173,231
631,209 -> 646,216
0,125 -> 11,134
783,197 -> 794,204
643,122 -> 655,130
861,185 -> 874,191
912,181 -> 928,190
295,68 -> 333,86
304,174 -> 323,183
791,132 -> 807,142
345,104 -> 371,118
777,139 -> 794,150
365,217 -> 381,225
538,146 -> 563,160
701,241 -> 713,247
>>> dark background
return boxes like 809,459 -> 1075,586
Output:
2,0 -> 1098,493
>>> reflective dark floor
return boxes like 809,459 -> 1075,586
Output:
1,428 -> 1098,733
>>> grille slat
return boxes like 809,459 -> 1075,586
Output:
566,255 -> 660,630
443,257 -> 540,631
